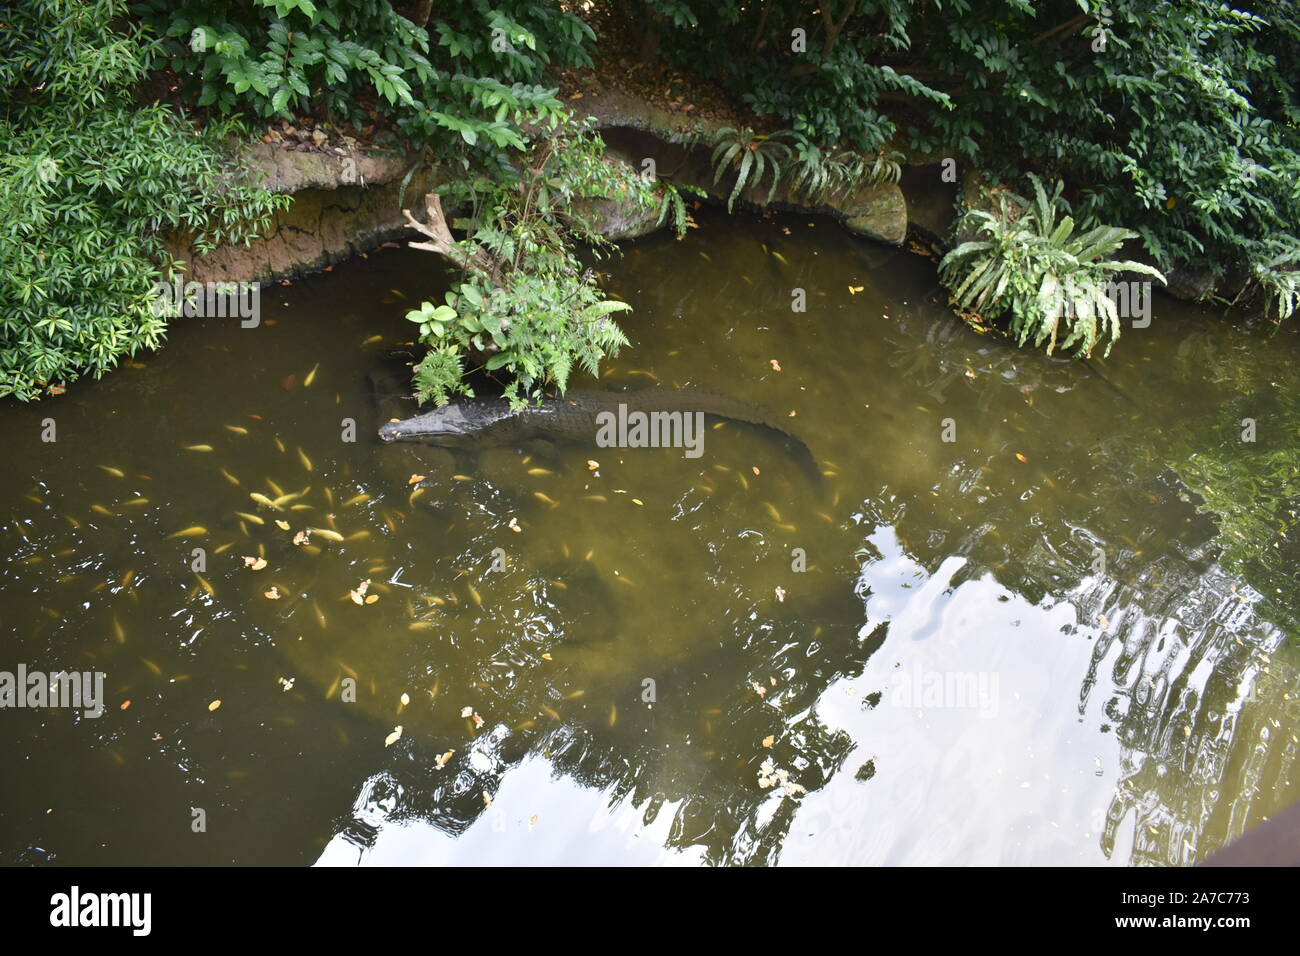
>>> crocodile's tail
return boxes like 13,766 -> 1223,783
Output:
614,387 -> 823,492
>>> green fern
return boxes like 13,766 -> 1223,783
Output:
709,126 -> 792,212
940,175 -> 1166,357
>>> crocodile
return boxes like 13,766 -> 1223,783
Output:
378,387 -> 821,487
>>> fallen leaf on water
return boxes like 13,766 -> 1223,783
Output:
407,474 -> 426,485
775,587 -> 786,602
541,652 -> 552,661
848,285 -> 864,294
435,750 -> 454,769
752,681 -> 767,698
762,735 -> 775,748
384,725 -> 403,747
364,594 -> 378,605
472,713 -> 485,728
264,587 -> 281,600
460,706 -> 474,718
400,693 -> 410,707
483,793 -> 492,806
292,530 -> 310,546
120,700 -> 131,711
587,460 -> 599,471
770,359 -> 782,371
208,699 -> 221,712
1015,453 -> 1028,463
275,519 -> 291,531
242,556 -> 267,571
752,466 -> 761,476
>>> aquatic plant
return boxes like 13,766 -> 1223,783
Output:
939,176 -> 1166,358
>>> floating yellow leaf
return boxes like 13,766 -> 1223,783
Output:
208,699 -> 221,712
762,735 -> 775,748
384,725 -> 403,747
242,555 -> 267,571
407,474 -> 426,485
264,587 -> 282,600
275,519 -> 291,531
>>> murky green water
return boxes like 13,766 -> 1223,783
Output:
2,208 -> 1298,865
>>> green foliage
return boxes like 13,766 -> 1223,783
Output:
0,0 -> 287,400
786,133 -> 902,204
939,176 -> 1165,358
708,126 -> 900,211
633,0 -> 1300,293
654,180 -> 706,235
710,127 -> 792,212
1245,253 -> 1300,324
407,117 -> 686,408
137,0 -> 591,168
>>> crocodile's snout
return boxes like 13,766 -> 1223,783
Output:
378,421 -> 402,442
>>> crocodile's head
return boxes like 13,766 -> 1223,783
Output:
378,405 -> 475,446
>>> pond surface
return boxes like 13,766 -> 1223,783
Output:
2,208 -> 1298,865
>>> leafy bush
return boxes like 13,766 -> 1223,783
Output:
137,0 -> 591,168
405,117 -> 693,408
0,0 -> 287,400
939,176 -> 1165,357
634,0 -> 1300,303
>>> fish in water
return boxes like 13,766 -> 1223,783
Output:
378,388 -> 821,488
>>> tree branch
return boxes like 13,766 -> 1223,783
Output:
403,192 -> 503,286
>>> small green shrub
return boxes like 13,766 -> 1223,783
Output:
0,0 -> 287,400
939,176 -> 1166,358
406,117 -> 692,408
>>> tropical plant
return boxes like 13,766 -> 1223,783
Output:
136,0 -> 588,170
939,176 -> 1166,358
404,116 -> 691,408
0,0 -> 287,400
633,0 -> 1300,302
1242,250 -> 1300,323
709,126 -> 792,212
786,133 -> 903,204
